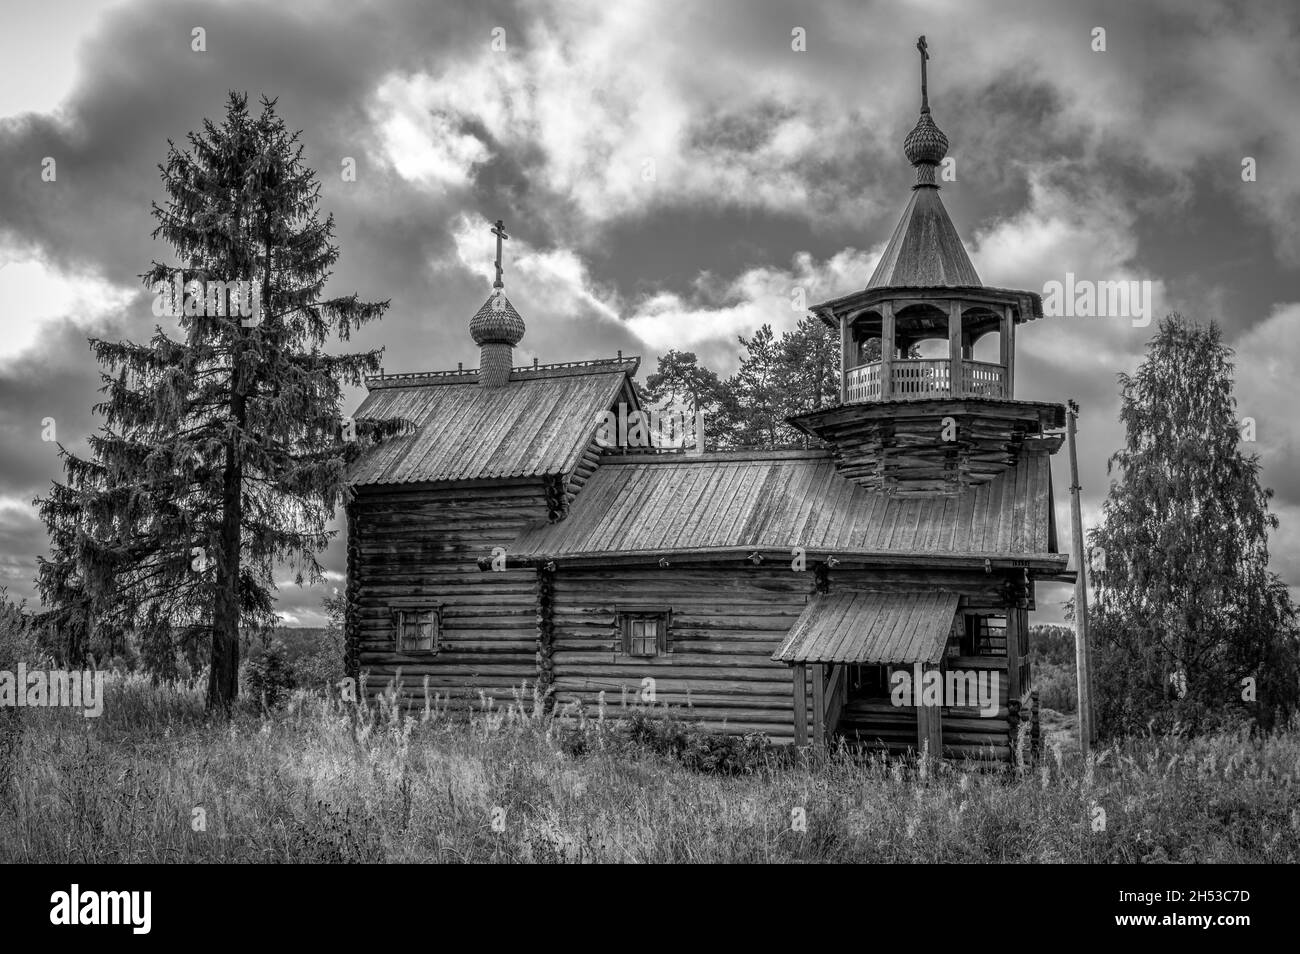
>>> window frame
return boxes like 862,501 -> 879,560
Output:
392,606 -> 442,655
961,613 -> 1007,657
614,604 -> 673,659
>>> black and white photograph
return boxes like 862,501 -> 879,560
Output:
0,0 -> 1295,917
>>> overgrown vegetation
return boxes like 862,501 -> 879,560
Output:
1029,623 -> 1078,715
0,592 -> 40,806
241,645 -> 297,711
1,669 -> 1296,863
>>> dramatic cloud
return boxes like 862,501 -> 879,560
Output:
1,0 -> 1297,626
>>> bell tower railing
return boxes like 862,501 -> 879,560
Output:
845,357 -> 1008,402
838,299 -> 1017,403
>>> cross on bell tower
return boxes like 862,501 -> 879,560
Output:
491,218 -> 509,289
917,35 -> 930,113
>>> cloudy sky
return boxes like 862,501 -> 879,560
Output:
1,0 -> 1297,627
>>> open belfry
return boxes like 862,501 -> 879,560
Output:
345,37 -> 1071,761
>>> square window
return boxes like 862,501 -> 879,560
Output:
615,606 -> 672,658
395,608 -> 440,654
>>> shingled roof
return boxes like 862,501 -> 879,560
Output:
867,186 -> 981,290
347,358 -> 637,485
510,449 -> 1062,563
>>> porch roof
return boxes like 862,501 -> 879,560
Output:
771,589 -> 959,665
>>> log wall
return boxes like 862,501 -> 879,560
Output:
349,481 -> 550,708
548,564 -> 817,738
348,486 -> 1035,761
546,563 -> 1029,745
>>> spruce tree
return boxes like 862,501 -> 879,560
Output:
36,92 -> 404,709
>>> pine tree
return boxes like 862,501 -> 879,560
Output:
35,92 -> 405,709
712,319 -> 841,449
717,325 -> 788,447
1088,315 -> 1299,732
776,314 -> 840,419
643,349 -> 723,449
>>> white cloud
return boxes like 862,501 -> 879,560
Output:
0,250 -> 134,362
365,0 -> 894,228
370,91 -> 493,191
1233,302 -> 1300,498
623,247 -> 879,363
448,214 -> 621,328
969,167 -> 1166,376
449,212 -> 885,371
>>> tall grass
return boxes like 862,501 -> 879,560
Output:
1,673 -> 1297,863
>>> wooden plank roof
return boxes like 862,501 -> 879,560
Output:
347,360 -> 635,485
771,590 -> 960,664
867,186 -> 980,289
510,450 -> 1060,561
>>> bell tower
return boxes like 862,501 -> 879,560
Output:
790,37 -> 1064,495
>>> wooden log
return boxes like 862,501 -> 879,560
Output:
916,662 -> 944,763
793,663 -> 808,746
1006,605 -> 1022,701
812,662 -> 825,747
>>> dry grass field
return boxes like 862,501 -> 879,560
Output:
1,673 -> 1297,863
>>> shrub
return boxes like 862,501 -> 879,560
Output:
1034,661 -> 1077,714
241,644 -> 297,710
622,710 -> 778,774
275,626 -> 345,688
0,590 -> 39,804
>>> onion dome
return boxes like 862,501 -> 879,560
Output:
904,111 -> 949,169
469,292 -> 525,346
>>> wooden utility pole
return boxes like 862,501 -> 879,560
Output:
1066,400 -> 1095,752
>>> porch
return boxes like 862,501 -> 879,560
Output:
774,590 -> 1036,762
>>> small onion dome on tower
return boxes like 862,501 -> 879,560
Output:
473,218 -> 524,387
904,35 -> 948,188
469,292 -> 525,348
904,112 -> 948,184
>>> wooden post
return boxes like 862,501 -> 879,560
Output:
1001,304 -> 1015,397
839,312 -> 850,404
948,300 -> 962,397
825,664 -> 845,737
916,663 -> 943,763
1006,605 -> 1022,702
1066,401 -> 1094,752
880,302 -> 895,400
812,663 -> 826,747
793,663 -> 808,746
